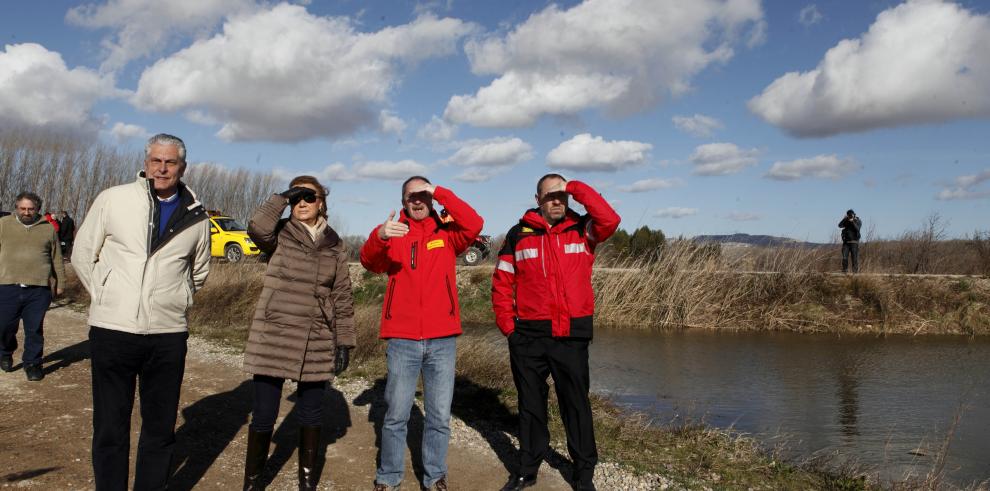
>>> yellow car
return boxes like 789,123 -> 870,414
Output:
208,213 -> 260,262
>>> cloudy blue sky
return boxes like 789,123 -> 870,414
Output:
2,0 -> 988,241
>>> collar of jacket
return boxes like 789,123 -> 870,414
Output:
283,218 -> 341,250
399,209 -> 442,236
136,171 -> 204,211
521,208 -> 580,232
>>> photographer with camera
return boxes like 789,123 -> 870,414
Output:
839,209 -> 862,273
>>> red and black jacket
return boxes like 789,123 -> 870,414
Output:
491,181 -> 620,339
360,186 -> 483,340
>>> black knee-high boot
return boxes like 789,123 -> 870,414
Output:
243,429 -> 272,491
298,425 -> 321,491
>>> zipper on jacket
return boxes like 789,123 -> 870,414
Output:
384,278 -> 397,320
410,241 -> 418,269
444,275 -> 455,316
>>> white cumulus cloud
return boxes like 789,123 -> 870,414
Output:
0,43 -> 116,135
672,114 -> 724,138
444,137 -> 533,168
132,4 -> 474,142
378,110 -> 407,135
798,4 -> 823,26
750,0 -> 990,137
109,122 -> 150,142
444,0 -> 765,127
655,207 -> 698,219
765,154 -> 859,181
417,115 -> 458,143
66,0 -> 257,73
353,160 -> 428,180
547,133 -> 652,172
617,178 -> 685,193
690,142 -> 760,176
936,169 -> 990,200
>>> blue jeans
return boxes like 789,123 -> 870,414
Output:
376,336 -> 456,488
0,284 -> 52,366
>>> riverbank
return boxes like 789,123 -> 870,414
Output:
58,262 -> 985,489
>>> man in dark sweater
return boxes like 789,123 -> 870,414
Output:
0,192 -> 65,381
839,209 -> 862,273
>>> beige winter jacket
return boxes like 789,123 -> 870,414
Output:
242,194 -> 355,382
71,174 -> 212,334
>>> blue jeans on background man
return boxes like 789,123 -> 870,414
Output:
0,284 -> 52,367
376,336 -> 457,489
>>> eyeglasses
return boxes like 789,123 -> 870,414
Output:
290,194 -> 320,206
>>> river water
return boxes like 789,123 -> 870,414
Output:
588,329 -> 990,485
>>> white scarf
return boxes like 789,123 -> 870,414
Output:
300,217 -> 327,243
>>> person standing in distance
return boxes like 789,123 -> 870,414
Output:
72,133 -> 211,490
0,191 -> 65,381
839,209 -> 862,273
360,176 -> 483,491
492,174 -> 620,491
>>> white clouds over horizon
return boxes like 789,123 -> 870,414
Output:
444,0 -> 765,128
617,178 -> 684,193
690,142 -> 760,176
672,114 -> 724,138
750,0 -> 990,137
443,137 -> 533,182
109,122 -> 150,142
67,0 -> 256,73
655,207 -> 698,219
547,134 -> 651,172
0,43 -> 117,135
936,169 -> 990,200
132,4 -> 474,142
765,154 -> 859,181
290,159 -> 429,183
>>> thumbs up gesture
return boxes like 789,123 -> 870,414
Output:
378,210 -> 410,240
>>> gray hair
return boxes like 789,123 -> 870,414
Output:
145,133 -> 187,162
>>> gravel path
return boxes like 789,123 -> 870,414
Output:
0,304 -> 668,490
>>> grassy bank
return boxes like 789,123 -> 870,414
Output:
59,262 -> 984,489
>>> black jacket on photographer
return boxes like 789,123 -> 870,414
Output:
839,216 -> 862,243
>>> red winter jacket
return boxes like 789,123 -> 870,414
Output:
360,186 -> 483,340
491,181 -> 620,338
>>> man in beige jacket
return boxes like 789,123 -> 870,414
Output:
73,133 -> 211,491
0,191 -> 65,381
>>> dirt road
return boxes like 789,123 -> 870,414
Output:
0,305 -> 572,491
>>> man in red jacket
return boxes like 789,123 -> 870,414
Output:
492,174 -> 620,491
360,176 -> 483,491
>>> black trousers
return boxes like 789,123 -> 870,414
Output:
842,242 -> 859,272
508,333 -> 597,484
90,327 -> 188,491
249,374 -> 326,432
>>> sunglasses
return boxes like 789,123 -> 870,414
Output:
290,194 -> 320,205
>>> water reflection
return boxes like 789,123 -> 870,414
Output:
588,329 -> 990,485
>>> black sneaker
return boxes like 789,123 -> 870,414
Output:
0,354 -> 12,372
25,364 -> 44,381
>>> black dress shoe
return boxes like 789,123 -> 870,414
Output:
25,364 -> 44,381
0,354 -> 12,372
500,474 -> 537,491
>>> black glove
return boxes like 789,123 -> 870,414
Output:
280,187 -> 316,203
333,346 -> 351,376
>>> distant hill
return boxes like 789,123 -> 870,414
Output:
692,233 -> 825,247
